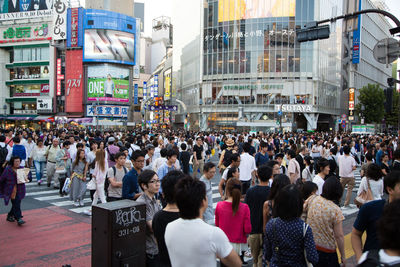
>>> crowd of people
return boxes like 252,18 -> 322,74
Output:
0,128 -> 400,266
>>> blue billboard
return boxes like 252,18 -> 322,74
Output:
352,0 -> 361,64
82,9 -> 137,66
67,7 -> 84,48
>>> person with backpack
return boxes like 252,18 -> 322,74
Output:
106,152 -> 128,202
0,135 -> 12,176
218,138 -> 235,174
122,150 -> 144,200
106,137 -> 120,168
357,199 -> 400,266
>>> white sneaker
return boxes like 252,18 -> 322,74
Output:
73,201 -> 79,207
79,200 -> 85,207
83,209 -> 92,216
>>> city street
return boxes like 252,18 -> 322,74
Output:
0,154 -> 363,266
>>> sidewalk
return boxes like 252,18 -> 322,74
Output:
0,206 -> 91,267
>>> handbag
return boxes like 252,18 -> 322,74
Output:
17,168 -> 30,184
55,166 -> 66,174
354,178 -> 374,207
303,223 -> 313,267
87,178 -> 97,190
62,177 -> 71,194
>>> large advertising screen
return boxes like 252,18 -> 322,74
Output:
218,0 -> 295,22
84,29 -> 135,65
0,0 -> 53,20
87,65 -> 130,103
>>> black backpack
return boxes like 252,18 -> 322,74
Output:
0,146 -> 8,167
104,166 -> 128,196
357,250 -> 400,267
223,149 -> 233,168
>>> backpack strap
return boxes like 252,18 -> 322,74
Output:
112,166 -> 116,177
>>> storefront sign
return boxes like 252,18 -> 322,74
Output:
349,87 -> 355,121
1,23 -> 49,42
14,84 -> 41,96
65,50 -> 83,113
56,58 -> 63,96
223,84 -> 284,90
67,8 -> 83,47
52,0 -> 67,40
37,98 -> 53,112
40,84 -> 49,95
154,75 -> 158,98
86,105 -> 129,117
275,104 -> 314,113
143,82 -> 147,99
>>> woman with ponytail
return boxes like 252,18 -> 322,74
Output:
215,178 -> 252,265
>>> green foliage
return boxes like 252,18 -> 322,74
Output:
355,84 -> 385,124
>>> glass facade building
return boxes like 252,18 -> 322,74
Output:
193,0 -> 344,131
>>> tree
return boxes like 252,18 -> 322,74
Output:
355,84 -> 385,124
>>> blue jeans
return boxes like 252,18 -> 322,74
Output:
34,161 -> 46,182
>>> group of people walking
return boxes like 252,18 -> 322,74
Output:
0,128 -> 400,267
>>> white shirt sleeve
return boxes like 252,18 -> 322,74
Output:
357,177 -> 367,196
6,145 -> 12,161
212,227 -> 233,259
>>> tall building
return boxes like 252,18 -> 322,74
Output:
85,0 -> 134,17
134,2 -> 145,32
177,0 -> 393,131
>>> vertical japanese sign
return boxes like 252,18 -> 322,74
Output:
52,0 -> 67,40
143,81 -> 147,99
349,88 -> 355,121
67,8 -> 83,47
154,75 -> 158,97
352,0 -> 361,64
65,50 -> 83,113
56,58 -> 64,96
134,83 -> 138,105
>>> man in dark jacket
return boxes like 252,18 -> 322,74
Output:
179,143 -> 191,175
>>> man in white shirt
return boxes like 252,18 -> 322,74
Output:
239,142 -> 257,195
286,149 -> 301,184
338,145 -> 357,207
165,176 -> 241,267
24,135 -> 35,168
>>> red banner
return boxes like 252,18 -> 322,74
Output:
65,50 -> 83,113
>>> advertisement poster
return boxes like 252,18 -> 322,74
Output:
52,0 -> 67,40
87,65 -> 130,103
14,84 -> 41,96
0,0 -> 53,20
134,83 -> 138,105
84,29 -> 135,65
65,50 -> 83,113
218,0 -> 295,22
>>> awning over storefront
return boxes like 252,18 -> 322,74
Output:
6,98 -> 37,103
5,116 -> 36,120
34,116 -> 54,122
68,118 -> 93,123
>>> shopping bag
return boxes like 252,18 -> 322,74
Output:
62,177 -> 71,194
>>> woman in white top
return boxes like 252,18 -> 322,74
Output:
92,149 -> 109,205
302,156 -> 314,182
357,163 -> 384,200
312,158 -> 330,195
31,139 -> 47,185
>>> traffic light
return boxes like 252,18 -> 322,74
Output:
388,78 -> 395,87
297,24 -> 330,43
384,88 -> 393,113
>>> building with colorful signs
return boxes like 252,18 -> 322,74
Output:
175,0 -> 393,132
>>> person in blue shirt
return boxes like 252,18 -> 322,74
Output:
255,141 -> 269,167
375,142 -> 386,167
157,149 -> 178,188
122,150 -> 145,200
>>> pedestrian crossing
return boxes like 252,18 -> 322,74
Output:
25,168 -> 363,217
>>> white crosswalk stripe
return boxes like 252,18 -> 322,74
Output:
26,169 -> 92,214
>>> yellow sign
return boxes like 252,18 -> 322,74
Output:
218,0 -> 296,22
164,76 -> 171,99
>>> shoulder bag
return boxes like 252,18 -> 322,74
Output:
303,223 -> 313,267
354,178 -> 374,207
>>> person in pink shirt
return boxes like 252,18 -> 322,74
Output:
215,178 -> 252,265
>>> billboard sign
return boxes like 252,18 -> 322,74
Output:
52,0 -> 67,40
0,0 -> 53,21
134,83 -> 138,105
87,64 -> 130,103
56,58 -> 63,96
67,7 -> 83,47
352,0 -> 361,64
83,9 -> 137,65
65,50 -> 83,113
14,84 -> 48,96
86,105 -> 128,117
218,0 -> 295,22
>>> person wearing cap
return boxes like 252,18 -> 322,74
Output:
218,138 -> 236,174
106,137 -> 120,168
144,144 -> 155,170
